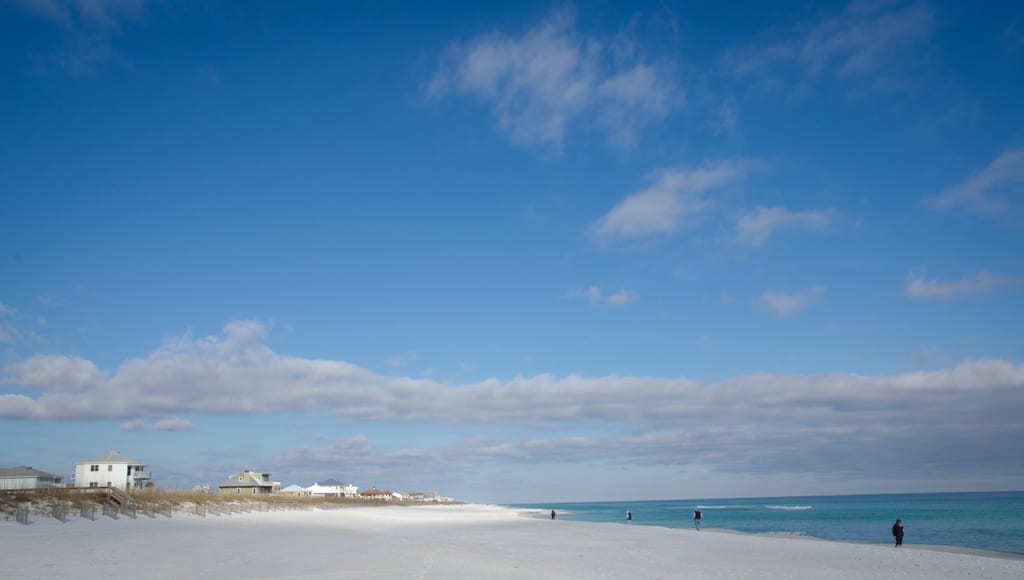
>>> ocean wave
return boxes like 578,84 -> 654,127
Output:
764,531 -> 808,536
764,505 -> 813,510
695,505 -> 733,509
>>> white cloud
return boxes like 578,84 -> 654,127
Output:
387,352 -> 419,369
757,286 -> 826,317
121,416 -> 197,431
428,9 -> 682,149
0,305 -> 17,344
152,417 -> 198,431
800,0 -> 936,80
590,160 -> 751,240
735,206 -> 837,246
922,148 -> 1024,213
119,418 -> 146,431
269,359 -> 1024,488
905,271 -> 1024,300
710,97 -> 739,136
569,286 -> 637,307
604,288 -> 637,306
724,1 -> 938,93
3,321 -> 1023,487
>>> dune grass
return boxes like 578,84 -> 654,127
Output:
1,487 -> 449,520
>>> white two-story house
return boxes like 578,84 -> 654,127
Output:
73,450 -> 151,492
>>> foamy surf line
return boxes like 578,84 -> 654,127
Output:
2,504 -> 1021,579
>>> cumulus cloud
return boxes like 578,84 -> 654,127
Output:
590,160 -> 751,240
735,207 -> 837,246
428,8 -> 682,149
757,286 -> 826,317
922,148 -> 1024,214
905,271 -> 1024,300
3,321 -> 1023,486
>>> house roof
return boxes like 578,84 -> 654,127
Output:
0,466 -> 62,480
78,450 -> 142,465
281,484 -> 307,493
318,478 -> 347,487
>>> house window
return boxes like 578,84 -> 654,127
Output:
90,465 -> 99,472
108,465 -> 113,471
90,482 -> 98,487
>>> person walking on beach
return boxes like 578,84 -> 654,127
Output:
892,519 -> 904,547
693,509 -> 702,530
626,511 -> 632,524
550,510 -> 556,520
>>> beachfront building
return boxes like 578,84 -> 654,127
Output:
73,450 -> 151,492
281,484 -> 310,497
361,486 -> 393,500
307,478 -> 358,498
404,491 -> 445,502
0,466 -> 64,490
218,470 -> 281,495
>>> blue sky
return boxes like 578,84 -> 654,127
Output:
1,0 -> 1022,503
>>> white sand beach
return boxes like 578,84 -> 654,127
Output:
2,504 -> 1021,579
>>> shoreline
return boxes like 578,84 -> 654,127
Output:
513,506 -> 1024,561
704,526 -> 1024,561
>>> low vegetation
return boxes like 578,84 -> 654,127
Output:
1,488 -> 455,521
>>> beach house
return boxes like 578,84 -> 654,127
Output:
307,478 -> 359,498
218,470 -> 281,495
73,450 -> 151,492
0,466 -> 64,490
281,484 -> 310,497
361,486 -> 393,500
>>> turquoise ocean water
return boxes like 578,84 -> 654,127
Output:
510,491 -> 1024,556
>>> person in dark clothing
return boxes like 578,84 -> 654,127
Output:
550,509 -> 556,520
693,509 -> 702,530
626,511 -> 632,523
892,519 -> 904,547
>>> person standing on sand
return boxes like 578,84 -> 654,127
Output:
892,519 -> 904,547
693,509 -> 702,530
551,510 -> 556,520
626,511 -> 632,524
